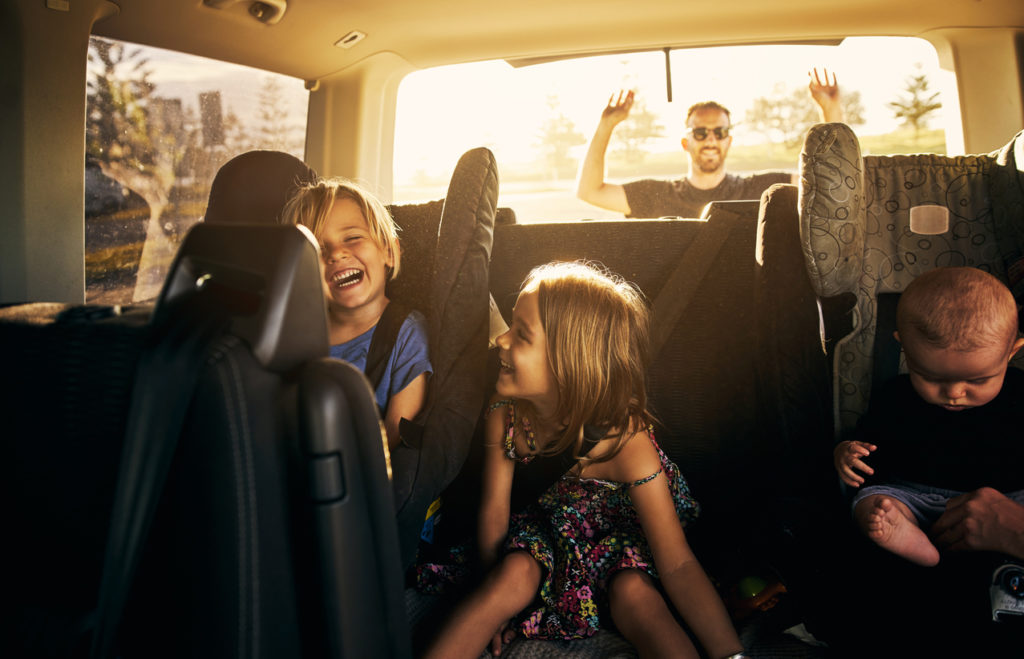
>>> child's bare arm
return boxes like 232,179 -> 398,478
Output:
477,402 -> 515,569
618,429 -> 743,658
383,372 -> 429,451
833,440 -> 876,487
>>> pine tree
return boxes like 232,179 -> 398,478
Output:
887,66 -> 941,143
536,94 -> 586,180
613,97 -> 665,166
86,37 -> 180,301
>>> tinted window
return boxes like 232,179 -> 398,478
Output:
394,37 -> 956,223
85,37 -> 309,304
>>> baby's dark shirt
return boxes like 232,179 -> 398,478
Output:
856,367 -> 1024,492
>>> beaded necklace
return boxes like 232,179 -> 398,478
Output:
502,402 -> 538,464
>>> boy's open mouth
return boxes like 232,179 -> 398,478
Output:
331,268 -> 364,288
499,358 -> 513,372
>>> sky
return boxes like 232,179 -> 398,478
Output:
105,44 -> 309,145
392,37 -> 959,184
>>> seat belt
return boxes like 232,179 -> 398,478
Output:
649,213 -> 737,356
90,295 -> 230,659
364,300 -> 411,397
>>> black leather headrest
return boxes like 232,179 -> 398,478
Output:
154,223 -> 329,372
204,150 -> 317,225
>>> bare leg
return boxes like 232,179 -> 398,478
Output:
608,569 -> 699,659
854,494 -> 940,567
423,551 -> 542,659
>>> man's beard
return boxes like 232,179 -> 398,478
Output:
695,148 -> 724,173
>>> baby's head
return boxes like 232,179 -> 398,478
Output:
896,267 -> 1023,411
505,261 -> 650,447
281,177 -> 400,313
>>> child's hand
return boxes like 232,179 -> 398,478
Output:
489,619 -> 517,656
833,440 -> 876,487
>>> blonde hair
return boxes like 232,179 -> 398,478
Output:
280,177 -> 401,279
521,261 -> 652,463
897,267 -> 1019,352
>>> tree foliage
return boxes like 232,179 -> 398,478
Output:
887,67 -> 941,142
87,38 -> 160,171
745,84 -> 865,148
254,76 -> 299,152
535,94 -> 586,179
613,96 -> 665,165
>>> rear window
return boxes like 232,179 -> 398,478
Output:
85,37 -> 309,304
393,37 -> 957,223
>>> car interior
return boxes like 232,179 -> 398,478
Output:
3,0 -> 1023,657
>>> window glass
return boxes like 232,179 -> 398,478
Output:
85,37 -> 309,304
394,37 -> 956,223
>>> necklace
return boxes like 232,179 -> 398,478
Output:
503,402 -> 538,463
522,414 -> 538,452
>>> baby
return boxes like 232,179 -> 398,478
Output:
834,267 -> 1024,566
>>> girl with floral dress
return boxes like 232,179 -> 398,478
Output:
423,261 -> 744,659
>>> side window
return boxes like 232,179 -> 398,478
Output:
85,37 -> 309,304
393,37 -> 957,223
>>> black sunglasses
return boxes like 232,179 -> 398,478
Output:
688,126 -> 730,140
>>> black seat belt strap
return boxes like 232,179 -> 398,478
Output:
90,298 -> 229,659
364,301 -> 411,393
650,214 -> 736,356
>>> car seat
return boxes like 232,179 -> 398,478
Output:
386,147 -> 499,569
1,223 -> 410,658
776,121 -> 1024,656
200,147 -> 499,570
798,122 -> 1024,438
203,149 -> 318,224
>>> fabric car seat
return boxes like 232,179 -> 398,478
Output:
203,149 -> 317,225
386,147 -> 498,569
200,146 -> 498,570
1,223 -> 410,658
781,122 -> 1024,655
798,122 -> 1024,438
485,202 -> 829,582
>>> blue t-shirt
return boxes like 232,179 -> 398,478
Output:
329,309 -> 432,412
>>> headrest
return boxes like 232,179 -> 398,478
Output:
798,122 -> 865,298
204,150 -> 317,225
990,129 -> 1024,304
153,223 -> 328,372
801,124 -> 1024,301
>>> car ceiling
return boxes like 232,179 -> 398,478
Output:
92,0 -> 1024,83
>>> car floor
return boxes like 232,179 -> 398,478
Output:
405,588 -> 833,658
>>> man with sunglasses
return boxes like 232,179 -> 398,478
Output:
576,69 -> 844,218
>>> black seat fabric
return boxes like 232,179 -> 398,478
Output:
754,183 -> 836,493
203,150 -> 317,225
487,204 -> 800,574
386,147 -> 498,569
3,304 -> 149,659
2,224 -> 410,658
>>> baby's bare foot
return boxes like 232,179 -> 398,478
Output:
864,496 -> 940,567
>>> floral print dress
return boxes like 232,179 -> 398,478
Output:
496,400 -> 701,641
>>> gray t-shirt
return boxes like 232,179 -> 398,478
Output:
623,172 -> 791,218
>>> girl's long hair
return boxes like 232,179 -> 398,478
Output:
523,261 -> 652,463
